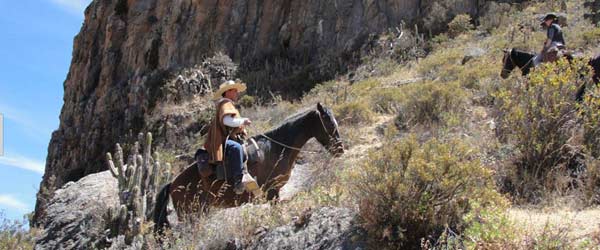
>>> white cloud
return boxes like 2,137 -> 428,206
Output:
49,0 -> 92,15
0,102 -> 53,141
0,153 -> 45,174
0,194 -> 30,213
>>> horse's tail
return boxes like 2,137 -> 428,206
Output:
153,182 -> 171,234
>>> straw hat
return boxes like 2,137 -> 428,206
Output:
213,80 -> 247,99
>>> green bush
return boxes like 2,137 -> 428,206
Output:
448,14 -> 474,37
350,135 -> 505,249
493,58 -> 592,201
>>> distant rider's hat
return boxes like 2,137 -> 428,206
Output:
214,80 -> 247,99
540,13 -> 558,25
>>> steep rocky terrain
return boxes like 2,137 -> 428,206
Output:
15,0 -> 600,248
35,171 -> 118,250
34,0 -> 514,224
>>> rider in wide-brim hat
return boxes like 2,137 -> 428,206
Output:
205,79 -> 258,195
539,13 -> 558,26
213,80 -> 247,99
535,13 -> 565,65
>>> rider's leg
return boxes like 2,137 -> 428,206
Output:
225,140 -> 244,193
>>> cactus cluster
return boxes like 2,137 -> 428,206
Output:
105,132 -> 172,244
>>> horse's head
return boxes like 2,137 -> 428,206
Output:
314,103 -> 344,157
501,48 -> 515,79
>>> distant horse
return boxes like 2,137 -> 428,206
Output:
500,48 -> 600,100
153,103 -> 344,232
500,48 -> 537,78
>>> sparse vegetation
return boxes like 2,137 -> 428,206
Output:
448,14 -> 474,37
0,213 -> 38,250
36,0 -> 600,248
105,132 -> 172,244
350,135 -> 506,249
238,95 -> 256,108
493,58 -> 594,202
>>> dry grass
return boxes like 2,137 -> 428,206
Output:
98,0 -> 600,248
509,206 -> 600,248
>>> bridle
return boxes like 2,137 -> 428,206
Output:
257,109 -> 343,154
502,49 -> 535,75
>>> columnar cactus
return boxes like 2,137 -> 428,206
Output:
106,132 -> 172,243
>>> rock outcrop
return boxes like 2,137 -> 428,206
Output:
248,207 -> 365,250
35,171 -> 118,250
34,0 -> 520,224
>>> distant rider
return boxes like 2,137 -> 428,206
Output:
537,13 -> 566,64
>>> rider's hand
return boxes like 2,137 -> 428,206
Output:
243,119 -> 252,126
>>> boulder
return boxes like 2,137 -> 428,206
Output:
248,207 -> 366,250
35,171 -> 118,250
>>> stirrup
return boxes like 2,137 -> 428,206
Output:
242,173 -> 261,195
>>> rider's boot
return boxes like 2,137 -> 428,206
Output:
233,174 -> 245,195
242,173 -> 259,193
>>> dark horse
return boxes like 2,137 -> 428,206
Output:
153,103 -> 344,232
501,48 -> 600,100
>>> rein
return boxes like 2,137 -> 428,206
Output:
503,50 -> 535,74
256,110 -> 342,154
258,133 -> 323,154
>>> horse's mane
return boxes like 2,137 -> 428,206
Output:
511,48 -> 535,57
257,106 -> 316,138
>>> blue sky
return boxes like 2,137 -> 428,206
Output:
0,0 -> 91,222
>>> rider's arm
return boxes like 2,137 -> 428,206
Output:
223,114 -> 248,128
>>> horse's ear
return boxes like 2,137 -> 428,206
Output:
317,102 -> 325,113
503,49 -> 509,53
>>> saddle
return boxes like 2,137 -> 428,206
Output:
194,138 -> 261,181
544,45 -> 568,63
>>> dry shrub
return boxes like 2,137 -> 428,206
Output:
395,81 -> 467,128
448,14 -> 474,37
493,58 -> 593,202
370,88 -> 404,114
582,157 -> 600,204
521,222 -> 573,250
0,213 -> 38,250
581,84 -> 600,158
333,100 -> 374,125
580,27 -> 600,47
461,204 -> 519,249
417,48 -> 463,81
479,2 -> 512,33
350,135 -> 505,249
238,95 -> 256,108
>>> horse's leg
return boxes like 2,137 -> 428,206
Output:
169,164 -> 204,221
153,182 -> 172,234
265,174 -> 290,201
576,83 -> 586,102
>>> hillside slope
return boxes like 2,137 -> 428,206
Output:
34,0 -> 513,225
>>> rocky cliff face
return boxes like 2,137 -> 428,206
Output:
34,0 -> 505,224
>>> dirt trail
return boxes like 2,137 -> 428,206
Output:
279,114 -> 394,200
509,207 -> 600,243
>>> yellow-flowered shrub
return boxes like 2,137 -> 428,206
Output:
494,58 -> 593,201
350,135 -> 506,249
